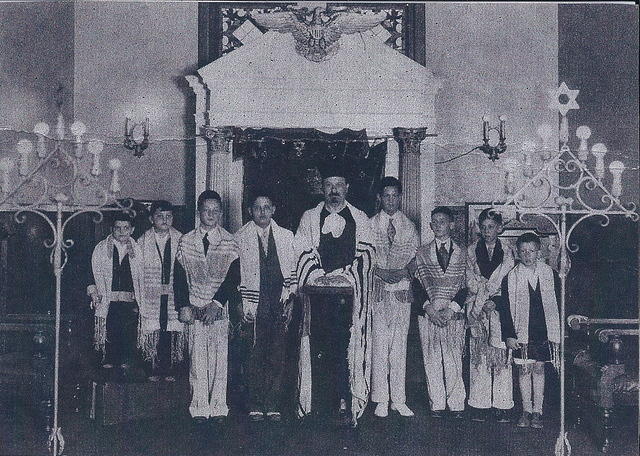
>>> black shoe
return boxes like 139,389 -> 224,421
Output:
192,416 -> 208,425
471,409 -> 486,422
495,409 -> 511,423
211,416 -> 226,425
451,411 -> 465,420
430,410 -> 444,419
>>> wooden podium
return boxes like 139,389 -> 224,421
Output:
299,284 -> 354,419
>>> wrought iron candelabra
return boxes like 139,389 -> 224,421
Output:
491,83 -> 638,456
0,113 -> 132,455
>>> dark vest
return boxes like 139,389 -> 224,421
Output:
318,206 -> 356,273
111,246 -> 134,293
528,280 -> 548,342
156,238 -> 171,285
257,230 -> 284,320
476,239 -> 504,279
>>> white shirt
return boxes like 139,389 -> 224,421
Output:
113,239 -> 130,264
253,221 -> 271,254
197,225 -> 221,251
153,230 -> 170,257
485,240 -> 496,260
436,237 -> 451,254
522,264 -> 540,288
378,209 -> 399,225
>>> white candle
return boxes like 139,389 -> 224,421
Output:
608,161 -> 625,198
16,139 -> 33,176
33,122 -> 50,158
591,143 -> 607,181
88,140 -> 104,176
0,157 -> 14,194
108,158 -> 122,193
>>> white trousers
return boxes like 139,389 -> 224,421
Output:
468,342 -> 514,410
371,296 -> 411,404
188,320 -> 229,418
418,316 -> 466,411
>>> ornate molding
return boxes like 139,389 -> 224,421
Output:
392,127 -> 428,155
253,7 -> 386,62
201,126 -> 233,155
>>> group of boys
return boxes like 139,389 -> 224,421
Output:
88,164 -> 560,430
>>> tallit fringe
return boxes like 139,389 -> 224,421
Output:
171,330 -> 187,364
93,316 -> 107,360
469,335 -> 509,371
550,341 -> 560,375
520,344 -> 531,374
139,330 -> 159,364
426,320 -> 465,358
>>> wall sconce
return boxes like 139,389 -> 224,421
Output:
123,117 -> 149,157
480,115 -> 507,161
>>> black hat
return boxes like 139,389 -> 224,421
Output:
318,159 -> 350,181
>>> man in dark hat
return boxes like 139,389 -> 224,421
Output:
294,160 -> 375,427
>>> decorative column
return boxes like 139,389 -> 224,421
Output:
384,136 -> 400,178
185,75 -> 210,215
393,127 -> 427,231
202,126 -> 234,229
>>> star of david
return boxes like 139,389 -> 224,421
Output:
548,82 -> 579,116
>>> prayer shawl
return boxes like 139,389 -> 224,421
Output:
138,227 -> 185,363
466,239 -> 514,369
370,210 -> 418,308
295,201 -> 375,420
236,221 -> 297,318
176,227 -> 239,315
415,240 -> 466,355
507,262 -> 561,372
89,235 -> 145,358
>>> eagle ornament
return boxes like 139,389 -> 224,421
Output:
253,7 -> 386,63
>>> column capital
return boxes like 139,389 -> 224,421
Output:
392,127 -> 428,155
201,126 -> 234,155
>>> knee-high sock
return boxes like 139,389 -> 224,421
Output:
532,367 -> 545,414
519,368 -> 533,413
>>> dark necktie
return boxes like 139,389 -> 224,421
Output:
203,232 -> 210,255
387,218 -> 396,247
438,242 -> 450,272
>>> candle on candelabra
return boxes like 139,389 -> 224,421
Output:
125,118 -> 130,137
482,116 -> 489,142
144,118 -> 149,138
17,139 -> 33,176
576,126 -> 591,161
498,116 -> 506,142
88,140 -> 104,176
591,143 -> 607,181
33,122 -> 50,159
108,158 -> 122,193
0,157 -> 14,194
608,161 -> 625,198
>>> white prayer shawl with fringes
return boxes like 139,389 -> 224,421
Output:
466,240 -> 515,350
415,240 -> 467,356
236,220 -> 297,318
176,226 -> 238,311
370,210 -> 419,305
90,235 -> 145,357
138,227 -> 185,363
294,201 -> 375,421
